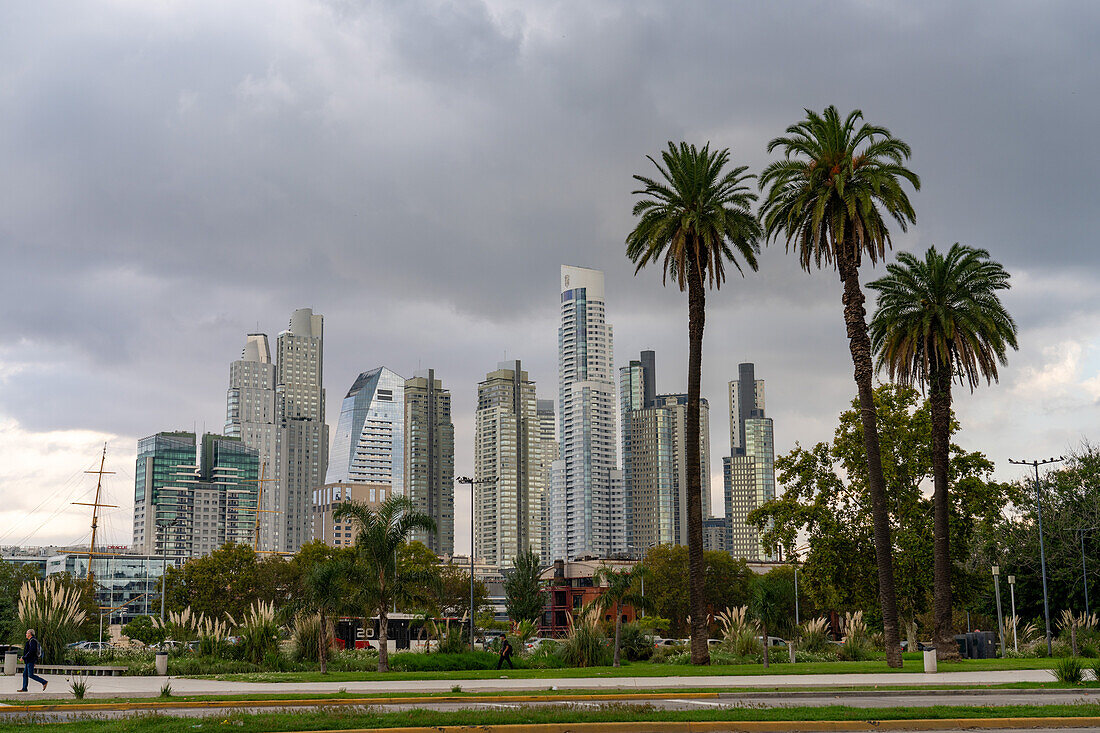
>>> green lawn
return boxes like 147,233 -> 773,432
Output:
204,655 -> 1058,683
1,702 -> 1099,732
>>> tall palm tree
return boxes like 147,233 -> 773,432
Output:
334,495 -> 436,672
584,565 -> 652,667
759,106 -> 920,667
627,141 -> 761,665
869,243 -> 1017,657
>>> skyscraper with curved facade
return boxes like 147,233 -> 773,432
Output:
327,366 -> 406,489
550,265 -> 625,561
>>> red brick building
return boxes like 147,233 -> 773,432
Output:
538,557 -> 639,637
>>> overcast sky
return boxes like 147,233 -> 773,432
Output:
2,1 -> 1098,553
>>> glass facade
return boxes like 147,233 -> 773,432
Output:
47,553 -> 183,623
326,366 -> 406,489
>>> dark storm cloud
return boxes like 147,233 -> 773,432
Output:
1,0 -> 1098,540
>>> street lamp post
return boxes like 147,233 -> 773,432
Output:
456,476 -> 493,652
1009,456 -> 1063,658
992,565 -> 1005,658
1007,575 -> 1018,653
1079,527 -> 1095,617
157,518 -> 181,622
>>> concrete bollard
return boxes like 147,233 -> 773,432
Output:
923,648 -> 937,673
155,652 -> 168,676
4,651 -> 17,676
789,644 -> 796,664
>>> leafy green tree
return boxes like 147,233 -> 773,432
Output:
760,106 -> 921,666
436,563 -> 488,621
627,142 -> 761,664
752,568 -> 795,668
121,615 -> 166,646
334,495 -> 437,672
504,550 -> 544,624
164,543 -> 263,620
869,243 -> 1018,656
970,445 -> 1100,625
749,384 -> 1017,633
0,560 -> 42,643
584,565 -> 652,667
640,545 -> 756,637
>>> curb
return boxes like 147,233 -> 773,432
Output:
254,719 -> 1100,732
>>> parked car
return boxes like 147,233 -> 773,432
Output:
68,641 -> 113,651
707,638 -> 723,648
525,637 -> 558,652
652,638 -> 681,648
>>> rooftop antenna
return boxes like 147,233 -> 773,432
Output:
72,443 -> 117,584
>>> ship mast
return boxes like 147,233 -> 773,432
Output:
250,461 -> 280,552
73,443 -> 117,583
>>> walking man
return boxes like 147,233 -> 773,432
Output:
17,629 -> 47,692
496,636 -> 514,670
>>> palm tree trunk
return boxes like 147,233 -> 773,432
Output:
929,364 -> 958,660
319,609 -> 328,675
378,605 -> 390,673
686,259 -> 710,666
613,602 -> 622,668
838,256 -> 903,668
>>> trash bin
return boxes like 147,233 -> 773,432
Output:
3,651 -> 16,676
923,648 -> 937,673
155,651 -> 168,676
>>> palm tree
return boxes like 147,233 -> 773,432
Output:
584,565 -> 652,667
751,571 -> 793,669
627,141 -> 761,665
301,560 -> 351,674
334,495 -> 436,672
759,106 -> 920,668
869,243 -> 1017,657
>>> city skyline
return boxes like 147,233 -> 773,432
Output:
2,2 -> 1097,552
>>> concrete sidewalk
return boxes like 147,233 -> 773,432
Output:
1,669 -> 1055,700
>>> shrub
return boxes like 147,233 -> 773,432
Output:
291,612 -> 333,662
617,623 -> 652,662
69,678 -> 88,699
838,611 -> 874,661
651,644 -> 688,664
799,617 -> 831,653
1091,659 -> 1100,684
160,681 -> 173,698
1051,641 -> 1073,659
557,613 -> 611,668
326,648 -> 379,673
525,643 -> 566,669
17,577 -> 88,663
237,601 -> 280,664
388,651 -> 503,672
1053,656 -> 1084,684
122,616 -> 167,646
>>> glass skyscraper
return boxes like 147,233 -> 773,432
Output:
405,369 -> 455,555
550,265 -> 625,561
327,366 -> 406,489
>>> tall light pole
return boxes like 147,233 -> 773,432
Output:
1078,527 -> 1096,617
456,476 -> 493,652
992,565 -> 1005,658
1007,574 -> 1018,653
157,517 -> 182,621
1009,456 -> 1063,657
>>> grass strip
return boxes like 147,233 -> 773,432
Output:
201,657 -> 1058,683
2,703 -> 1100,732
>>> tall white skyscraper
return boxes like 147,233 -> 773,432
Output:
536,399 -> 557,565
724,362 -> 775,561
474,361 -> 547,566
225,309 -> 328,553
550,265 -> 625,561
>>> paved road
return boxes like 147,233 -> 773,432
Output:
2,688 -> 1099,723
0,669 -> 1061,700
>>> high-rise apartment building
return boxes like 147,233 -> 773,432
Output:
723,363 -> 776,561
474,361 -> 550,566
619,351 -> 710,554
132,432 -> 259,559
225,309 -> 328,553
535,399 -> 557,565
404,369 -> 455,555
327,367 -> 406,488
550,266 -> 625,561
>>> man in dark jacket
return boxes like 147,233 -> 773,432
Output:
496,637 -> 514,670
18,629 -> 47,692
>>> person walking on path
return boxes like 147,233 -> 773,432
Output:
496,637 -> 514,670
18,629 -> 47,692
